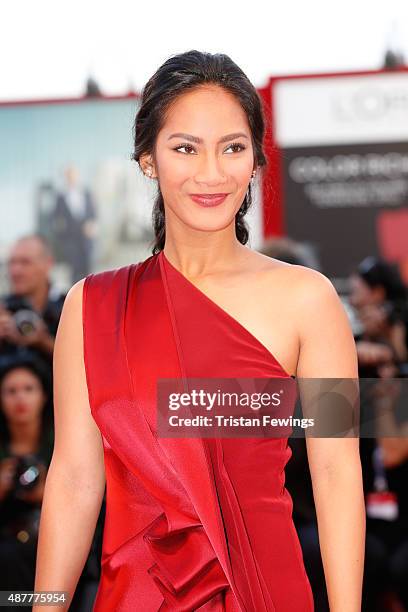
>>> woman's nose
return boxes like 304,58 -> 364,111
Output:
194,154 -> 227,185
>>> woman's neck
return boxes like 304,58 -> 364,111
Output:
162,241 -> 250,279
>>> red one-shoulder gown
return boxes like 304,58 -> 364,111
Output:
82,250 -> 314,611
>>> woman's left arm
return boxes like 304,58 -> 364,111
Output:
294,267 -> 365,612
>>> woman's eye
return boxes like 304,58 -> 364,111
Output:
173,142 -> 246,154
225,143 -> 246,153
174,144 -> 196,154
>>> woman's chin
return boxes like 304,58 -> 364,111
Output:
184,217 -> 236,234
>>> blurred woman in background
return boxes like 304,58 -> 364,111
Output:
0,356 -> 53,594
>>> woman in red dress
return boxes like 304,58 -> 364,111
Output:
35,50 -> 365,611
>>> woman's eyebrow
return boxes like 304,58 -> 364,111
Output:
167,132 -> 249,143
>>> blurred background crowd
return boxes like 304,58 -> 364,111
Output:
1,1 -> 408,610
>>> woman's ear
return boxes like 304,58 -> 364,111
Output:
139,154 -> 157,179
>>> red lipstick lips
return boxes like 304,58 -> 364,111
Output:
189,193 -> 229,207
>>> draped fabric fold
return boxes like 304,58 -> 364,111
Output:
82,251 -> 314,611
144,512 -> 230,611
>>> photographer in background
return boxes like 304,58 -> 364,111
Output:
349,255 -> 408,377
348,256 -> 408,610
0,355 -> 53,598
0,234 -> 66,368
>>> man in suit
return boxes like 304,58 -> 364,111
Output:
52,164 -> 98,283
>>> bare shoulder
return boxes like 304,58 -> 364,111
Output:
67,277 -> 87,296
276,263 -> 357,378
65,277 -> 86,307
245,249 -> 333,296
250,250 -> 337,302
282,263 -> 349,330
53,277 -> 95,373
55,278 -> 86,340
248,251 -> 357,377
265,260 -> 350,334
281,261 -> 337,301
61,277 -> 87,310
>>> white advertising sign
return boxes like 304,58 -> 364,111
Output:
274,73 -> 408,147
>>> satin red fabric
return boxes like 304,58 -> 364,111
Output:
82,250 -> 314,611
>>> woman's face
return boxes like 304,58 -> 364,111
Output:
145,85 -> 256,237
0,368 -> 46,425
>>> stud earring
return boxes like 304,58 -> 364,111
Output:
145,168 -> 153,178
251,169 -> 257,180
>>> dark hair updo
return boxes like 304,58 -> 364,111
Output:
357,256 -> 407,303
131,49 -> 267,255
